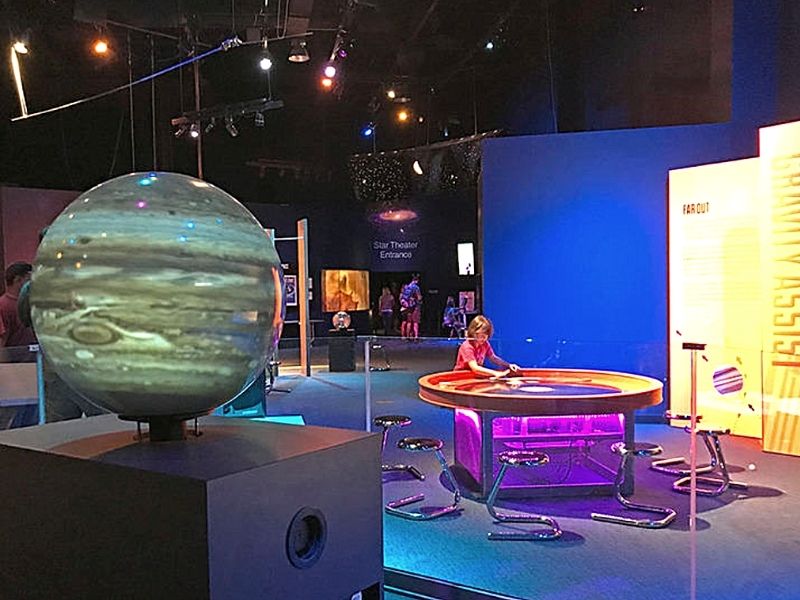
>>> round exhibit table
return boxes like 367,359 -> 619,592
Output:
418,368 -> 663,499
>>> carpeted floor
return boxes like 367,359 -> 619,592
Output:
268,338 -> 800,600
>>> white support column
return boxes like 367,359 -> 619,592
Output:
297,219 -> 311,376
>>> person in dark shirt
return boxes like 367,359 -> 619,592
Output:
0,263 -> 36,348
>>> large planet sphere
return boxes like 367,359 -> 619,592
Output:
30,172 -> 282,418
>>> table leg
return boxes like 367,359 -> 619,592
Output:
622,411 -> 635,496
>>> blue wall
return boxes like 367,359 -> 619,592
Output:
482,124 -> 754,413
481,1 -> 788,416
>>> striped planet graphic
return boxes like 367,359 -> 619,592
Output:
30,172 -> 282,418
712,365 -> 744,394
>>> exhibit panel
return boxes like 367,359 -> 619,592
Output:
668,158 -> 763,438
669,120 -> 800,456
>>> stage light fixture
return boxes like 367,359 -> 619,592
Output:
361,124 -> 374,137
189,123 -> 200,138
321,77 -> 334,90
11,41 -> 29,117
205,118 -> 216,134
484,40 -> 495,51
174,124 -> 189,138
93,39 -> 109,55
225,116 -> 239,137
255,112 -> 265,127
412,160 -> 423,176
397,109 -> 409,123
259,54 -> 273,71
324,65 -> 337,78
386,89 -> 396,100
288,40 -> 310,63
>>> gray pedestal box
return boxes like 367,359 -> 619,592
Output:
0,415 -> 383,599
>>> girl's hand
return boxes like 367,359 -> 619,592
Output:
508,364 -> 522,375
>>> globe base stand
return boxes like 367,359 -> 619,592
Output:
119,412 -> 207,442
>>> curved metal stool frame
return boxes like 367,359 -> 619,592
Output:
486,451 -> 562,541
650,413 -> 715,477
385,438 -> 461,521
591,442 -> 677,529
672,427 -> 748,497
373,415 -> 425,481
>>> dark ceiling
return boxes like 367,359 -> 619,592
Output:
0,0 -> 731,201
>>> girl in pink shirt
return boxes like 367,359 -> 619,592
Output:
454,315 -> 521,377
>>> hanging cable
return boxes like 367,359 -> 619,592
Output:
128,31 -> 136,171
11,44 -> 227,122
150,35 -> 157,169
544,0 -> 558,133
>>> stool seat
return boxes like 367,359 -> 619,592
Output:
691,425 -> 730,436
498,450 -> 549,468
373,415 -> 412,429
611,442 -> 663,457
398,437 -> 443,452
666,411 -> 702,421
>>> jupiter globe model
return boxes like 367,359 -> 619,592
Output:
30,172 -> 282,434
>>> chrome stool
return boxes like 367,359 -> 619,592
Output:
486,451 -> 562,541
373,415 -> 425,481
385,437 -> 461,520
591,442 -> 676,529
650,412 -> 713,476
671,426 -> 748,496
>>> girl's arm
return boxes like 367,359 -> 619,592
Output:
468,359 -> 508,378
487,351 -> 521,374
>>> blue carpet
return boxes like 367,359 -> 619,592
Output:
269,338 -> 800,600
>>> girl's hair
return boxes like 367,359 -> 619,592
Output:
467,315 -> 493,339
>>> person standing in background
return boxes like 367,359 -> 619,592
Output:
0,263 -> 36,348
400,274 -> 423,341
378,286 -> 395,335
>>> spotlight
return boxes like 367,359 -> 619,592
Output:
259,54 -> 273,71
205,118 -> 216,134
12,42 -> 28,54
386,89 -> 396,100
484,40 -> 494,51
412,160 -> 423,176
93,39 -> 109,55
225,116 -> 238,137
321,77 -> 334,90
361,124 -> 374,137
288,39 -> 310,63
397,109 -> 409,123
189,123 -> 200,139
255,112 -> 265,127
324,65 -> 337,78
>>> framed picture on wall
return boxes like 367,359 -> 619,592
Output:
284,275 -> 298,307
459,291 -> 475,313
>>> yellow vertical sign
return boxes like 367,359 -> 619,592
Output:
760,121 -> 800,455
